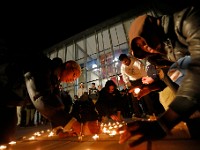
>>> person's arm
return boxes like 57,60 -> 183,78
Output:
157,68 -> 179,94
24,71 -> 73,128
118,7 -> 200,147
118,103 -> 182,147
121,65 -> 131,87
136,58 -> 147,77
24,71 -> 100,136
129,79 -> 166,99
95,98 -> 106,118
146,64 -> 159,82
168,7 -> 200,118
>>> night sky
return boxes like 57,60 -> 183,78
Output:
0,1 -> 134,53
0,0 -> 197,54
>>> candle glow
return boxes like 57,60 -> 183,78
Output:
134,88 -> 141,94
92,134 -> 99,140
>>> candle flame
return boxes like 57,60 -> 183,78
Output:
134,88 -> 141,94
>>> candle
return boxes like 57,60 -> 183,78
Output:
0,145 -> 7,150
8,141 -> 16,145
134,88 -> 141,94
92,134 -> 99,140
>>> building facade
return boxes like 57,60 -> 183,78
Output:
43,4 -> 170,97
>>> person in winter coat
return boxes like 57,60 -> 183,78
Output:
118,6 -> 200,146
0,53 -> 100,144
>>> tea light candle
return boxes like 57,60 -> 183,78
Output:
92,134 -> 99,140
134,88 -> 141,94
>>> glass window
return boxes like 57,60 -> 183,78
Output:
76,40 -> 85,60
66,44 -> 75,61
87,69 -> 99,82
100,29 -> 111,50
105,49 -> 113,65
58,46 -> 66,62
100,64 -> 107,79
110,23 -> 127,47
49,51 -> 57,59
86,35 -> 97,56
46,12 -> 139,91
86,58 -> 98,70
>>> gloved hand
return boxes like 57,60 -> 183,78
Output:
118,120 -> 167,147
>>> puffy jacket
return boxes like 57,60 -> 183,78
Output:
130,6 -> 200,119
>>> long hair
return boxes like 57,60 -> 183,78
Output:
104,80 -> 117,92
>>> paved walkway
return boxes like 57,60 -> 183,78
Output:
2,121 -> 198,150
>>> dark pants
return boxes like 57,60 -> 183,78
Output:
0,106 -> 17,144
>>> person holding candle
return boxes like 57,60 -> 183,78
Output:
119,53 -> 165,117
118,5 -> 200,147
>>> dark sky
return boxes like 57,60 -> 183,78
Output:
0,0 -> 198,54
0,1 -> 135,53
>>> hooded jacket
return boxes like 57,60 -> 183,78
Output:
129,6 -> 200,119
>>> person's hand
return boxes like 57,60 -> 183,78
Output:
129,85 -> 152,100
83,120 -> 101,135
60,120 -> 101,137
110,114 -> 122,121
110,111 -> 123,121
142,76 -> 155,84
58,130 -> 77,138
117,120 -> 167,147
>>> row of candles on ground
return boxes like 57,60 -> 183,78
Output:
0,121 -> 126,149
78,121 -> 125,141
91,121 -> 125,141
0,129 -> 53,150
1,88 -> 141,149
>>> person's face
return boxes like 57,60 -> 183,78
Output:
80,84 -> 84,88
131,36 -> 164,59
135,37 -> 160,54
121,57 -> 131,66
108,85 -> 115,93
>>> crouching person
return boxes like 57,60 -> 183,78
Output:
0,53 -> 100,144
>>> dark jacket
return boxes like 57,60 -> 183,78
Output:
131,6 -> 200,119
0,53 -> 72,128
95,87 -> 123,118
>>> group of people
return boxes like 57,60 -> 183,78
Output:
117,5 -> 200,146
119,53 -> 165,117
0,53 -> 100,144
1,5 -> 200,148
71,81 -> 131,123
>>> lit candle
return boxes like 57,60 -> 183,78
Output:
8,141 -> 16,145
48,131 -> 54,137
109,130 -> 117,136
29,136 -> 35,140
134,88 -> 141,94
92,134 -> 99,140
0,145 -> 7,150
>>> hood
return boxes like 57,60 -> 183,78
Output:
129,14 -> 165,59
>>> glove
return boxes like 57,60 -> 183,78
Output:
118,120 -> 167,147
